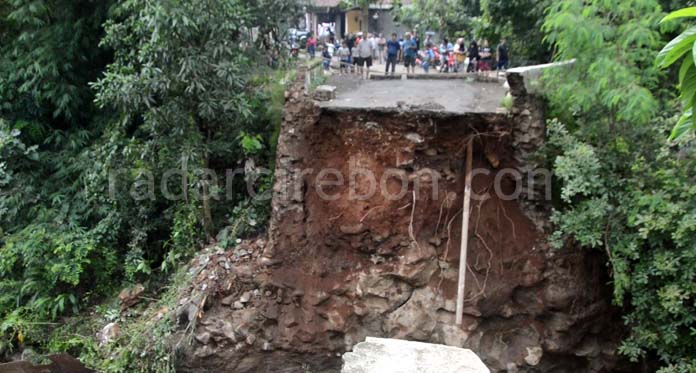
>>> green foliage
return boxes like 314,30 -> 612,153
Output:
500,94 -> 513,110
543,1 -> 696,369
616,149 -> 696,363
0,120 -> 37,225
0,118 -> 122,347
549,116 -> 696,366
217,195 -> 271,250
543,0 -> 663,132
0,0 -> 113,122
396,0 -> 478,37
93,0 -> 298,239
160,204 -> 202,274
548,121 -> 605,203
238,132 -> 265,156
657,6 -> 696,139
658,360 -> 696,373
46,267 -> 192,373
0,1 -> 123,348
89,267 -> 191,373
396,0 -> 551,65
308,64 -> 329,93
0,0 -> 299,365
479,0 -> 551,65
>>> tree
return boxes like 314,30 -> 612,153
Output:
0,0 -> 118,341
656,6 -> 696,140
0,0 -> 301,359
396,0 -> 476,36
0,0 -> 113,125
544,1 -> 696,370
395,0 -> 550,65
93,0 -> 299,239
479,0 -> 551,65
543,0 -> 662,135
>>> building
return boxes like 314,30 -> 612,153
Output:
305,0 -> 412,39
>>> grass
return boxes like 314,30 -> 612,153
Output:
308,64 -> 328,93
501,94 -> 514,111
46,266 -> 193,373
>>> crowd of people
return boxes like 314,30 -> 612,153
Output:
305,30 -> 509,78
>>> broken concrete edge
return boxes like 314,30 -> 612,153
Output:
503,61 -> 576,232
506,59 -> 575,96
313,85 -> 337,101
370,73 -> 504,84
342,337 -> 490,373
319,105 -> 510,117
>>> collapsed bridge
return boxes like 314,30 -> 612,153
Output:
180,65 -> 624,373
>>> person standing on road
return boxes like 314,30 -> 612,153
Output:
398,36 -> 404,62
439,38 -> 453,73
369,33 -> 378,62
357,36 -> 373,79
378,33 -> 386,64
496,38 -> 509,71
421,47 -> 434,73
306,32 -> 316,59
479,39 -> 492,71
321,45 -> 332,71
454,38 -> 466,72
345,33 -> 356,74
425,34 -> 434,49
346,33 -> 355,54
385,33 -> 400,75
353,33 -> 364,74
466,40 -> 479,73
412,30 -> 420,53
403,33 -> 417,74
338,41 -> 351,74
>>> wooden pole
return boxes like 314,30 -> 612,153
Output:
456,138 -> 473,325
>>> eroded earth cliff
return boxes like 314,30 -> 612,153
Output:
176,67 -> 625,373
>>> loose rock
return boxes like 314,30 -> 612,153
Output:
240,291 -> 252,303
195,332 -> 212,345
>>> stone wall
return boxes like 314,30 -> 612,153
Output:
506,68 -> 549,231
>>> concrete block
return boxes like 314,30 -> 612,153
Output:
314,85 -> 336,101
342,337 -> 490,373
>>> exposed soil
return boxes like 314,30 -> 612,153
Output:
175,72 -> 627,372
272,107 -> 535,313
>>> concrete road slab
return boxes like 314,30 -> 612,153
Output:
320,76 -> 507,114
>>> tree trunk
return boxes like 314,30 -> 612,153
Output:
202,182 -> 213,240
201,135 -> 214,241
